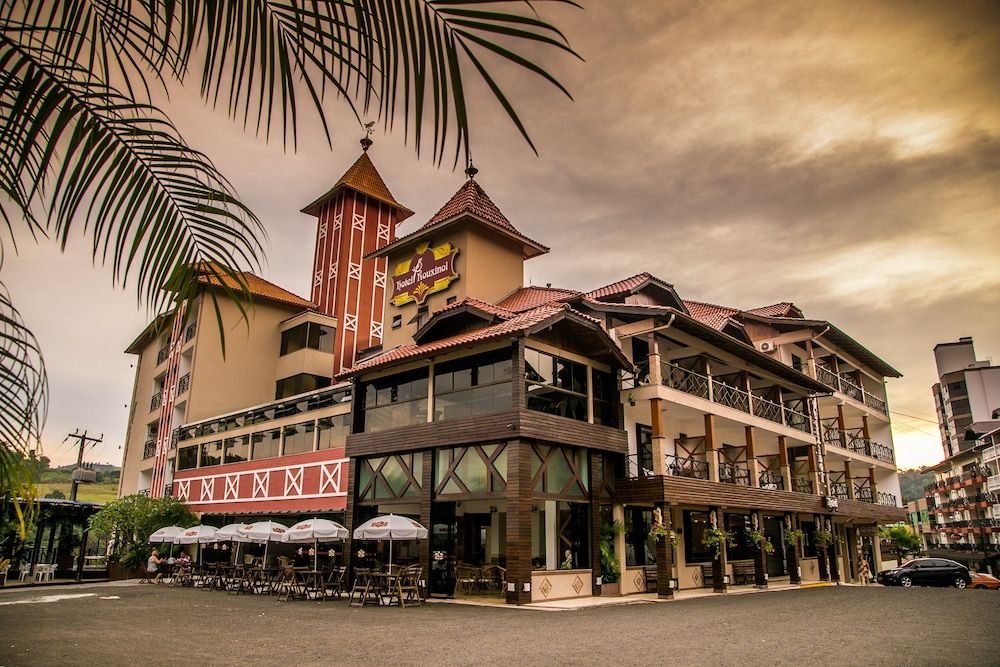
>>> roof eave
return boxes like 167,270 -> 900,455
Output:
367,212 -> 549,260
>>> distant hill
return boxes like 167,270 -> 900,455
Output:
898,468 -> 935,504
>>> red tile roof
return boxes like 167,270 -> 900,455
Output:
424,179 -> 514,231
192,263 -> 315,309
430,296 -> 515,320
301,152 -> 413,219
746,302 -> 799,318
586,272 -> 654,300
497,286 -> 581,312
682,300 -> 739,331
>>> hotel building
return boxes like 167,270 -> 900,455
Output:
119,145 -> 905,603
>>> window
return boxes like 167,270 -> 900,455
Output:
684,510 -> 714,563
433,349 -> 512,421
391,314 -> 402,330
251,428 -> 281,460
275,373 -> 332,399
791,354 -> 803,372
283,421 -> 315,455
950,398 -> 971,416
416,306 -> 429,328
725,513 -> 752,560
177,446 -> 198,471
317,414 -> 351,450
525,348 -> 588,422
280,322 -> 335,355
200,440 -> 223,467
946,380 -> 967,396
530,501 -> 591,570
224,436 -> 249,464
361,368 -> 429,432
592,368 -> 620,427
636,424 -> 653,474
625,507 -> 655,566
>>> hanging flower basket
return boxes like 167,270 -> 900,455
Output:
702,528 -> 735,560
749,529 -> 775,555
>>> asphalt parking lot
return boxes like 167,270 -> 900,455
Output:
1,583 -> 996,666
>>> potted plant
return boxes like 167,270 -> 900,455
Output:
648,508 -> 678,547
783,528 -> 805,547
600,521 -> 624,595
784,528 -> 804,584
748,529 -> 775,555
702,528 -> 734,561
814,529 -> 834,549
0,558 -> 9,587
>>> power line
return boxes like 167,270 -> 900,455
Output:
889,409 -> 940,425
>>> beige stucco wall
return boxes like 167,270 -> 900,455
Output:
119,325 -> 170,496
530,569 -> 593,602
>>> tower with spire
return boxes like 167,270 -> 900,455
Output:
301,138 -> 414,374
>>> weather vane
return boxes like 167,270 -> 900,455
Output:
361,121 -> 375,151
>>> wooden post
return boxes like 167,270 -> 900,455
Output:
778,436 -> 792,492
861,415 -> 871,440
75,526 -> 90,582
419,450 -> 433,595
836,404 -> 847,435
650,398 -> 667,476
505,439 -> 533,605
655,502 -> 673,599
753,511 -> 767,588
712,508 -> 728,593
745,426 -> 760,488
844,460 -> 856,500
590,453 -> 603,596
828,520 -> 841,583
816,516 -> 829,581
705,414 -> 719,483
342,455 -> 359,588
786,515 -> 801,584
807,445 -> 821,495
869,467 -> 879,503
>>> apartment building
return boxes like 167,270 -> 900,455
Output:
932,337 -> 1000,458
119,145 -> 905,603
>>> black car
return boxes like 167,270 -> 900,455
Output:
876,558 -> 972,588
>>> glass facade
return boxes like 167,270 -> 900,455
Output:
280,321 -> 335,355
362,368 -> 429,432
433,349 -> 512,421
525,348 -> 588,421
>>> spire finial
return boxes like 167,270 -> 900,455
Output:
361,121 -> 375,151
465,156 -> 478,180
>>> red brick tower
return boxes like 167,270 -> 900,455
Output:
301,140 -> 413,374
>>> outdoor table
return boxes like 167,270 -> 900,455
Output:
370,570 -> 404,607
295,569 -> 326,600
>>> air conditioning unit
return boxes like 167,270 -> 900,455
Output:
759,341 -> 778,353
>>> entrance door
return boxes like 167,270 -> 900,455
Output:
430,501 -> 457,596
763,516 -> 786,576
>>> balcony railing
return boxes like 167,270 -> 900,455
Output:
178,373 -> 191,395
625,453 -> 656,479
712,379 -> 749,412
929,492 -> 996,511
925,466 -> 991,493
142,440 -> 156,459
150,391 -> 163,411
663,362 -> 709,399
989,475 -> 1000,494
783,406 -> 811,433
877,491 -> 898,507
137,488 -> 151,497
184,321 -> 197,342
814,365 -> 888,416
758,471 -> 784,490
718,461 -> 751,486
665,454 -> 710,480
831,482 -> 850,499
752,394 -> 783,423
792,476 -> 814,494
855,486 -> 873,503
823,425 -> 894,464
156,345 -> 170,365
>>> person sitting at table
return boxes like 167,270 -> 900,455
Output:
147,549 -> 166,584
178,552 -> 192,571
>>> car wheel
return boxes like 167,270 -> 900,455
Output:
974,584 -> 986,589
954,577 -> 967,589
900,576 -> 912,587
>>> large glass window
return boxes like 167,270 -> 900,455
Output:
275,373 -> 332,400
725,513 -> 752,561
434,444 -> 507,495
200,440 -> 223,467
362,368 -> 429,432
525,348 -> 588,422
625,507 -> 655,567
224,435 -> 249,464
317,414 -> 351,450
530,501 -> 591,570
251,428 -> 281,460
531,444 -> 589,498
591,368 -> 620,427
433,349 -> 513,421
636,424 -> 653,474
280,322 -> 335,355
177,445 -> 198,471
283,421 -> 315,455
683,510 -> 714,563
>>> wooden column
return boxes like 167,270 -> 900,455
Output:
655,502 -> 674,599
590,452 -> 603,595
650,398 -> 667,476
861,415 -> 871,440
807,445 -> 821,495
778,436 -> 792,492
705,414 -> 720,483
647,332 -> 662,385
786,515 -> 801,584
75,526 -> 90,582
745,426 -> 761,488
342,456 -> 359,585
419,450 -> 433,593
815,515 -> 829,581
712,508 -> 728,593
828,520 -> 841,583
844,460 -> 856,500
753,511 -> 767,588
505,439 -> 533,605
836,404 -> 847,433
869,467 -> 879,501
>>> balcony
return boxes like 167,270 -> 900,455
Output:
156,345 -> 170,365
662,362 -> 814,435
758,471 -> 784,490
814,365 -> 888,416
983,445 -> 1000,462
150,391 -> 163,412
877,491 -> 898,507
664,454 -> 710,480
925,467 -> 991,494
988,475 -> 1000,494
791,476 -> 814,494
928,493 -> 997,513
184,321 -> 197,342
718,461 -> 751,486
178,373 -> 191,395
821,425 -> 894,465
137,488 -> 151,497
142,440 -> 156,459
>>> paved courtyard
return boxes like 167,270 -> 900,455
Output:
1,582 -> 996,666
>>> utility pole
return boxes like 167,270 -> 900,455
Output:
65,429 -> 103,501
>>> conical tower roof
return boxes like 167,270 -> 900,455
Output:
301,151 -> 413,220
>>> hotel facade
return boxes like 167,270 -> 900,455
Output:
119,145 -> 904,603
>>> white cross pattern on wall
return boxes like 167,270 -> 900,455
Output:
253,471 -> 268,498
370,321 -> 382,338
319,462 -> 342,494
377,221 -> 390,241
284,467 -> 304,496
374,271 -> 385,288
329,263 -> 338,279
344,314 -> 357,332
176,480 -> 190,501
333,213 -> 342,231
224,475 -> 239,500
348,262 -> 361,280
318,221 -> 327,239
200,478 -> 215,502
314,270 -> 322,286
352,213 -> 365,230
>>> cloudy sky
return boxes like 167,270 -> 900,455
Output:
6,0 -> 999,470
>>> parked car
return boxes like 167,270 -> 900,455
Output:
969,572 -> 1000,590
876,558 -> 971,588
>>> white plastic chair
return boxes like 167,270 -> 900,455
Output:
35,564 -> 54,582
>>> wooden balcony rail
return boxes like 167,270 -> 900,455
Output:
712,379 -> 749,413
877,491 -> 898,507
626,453 -> 656,479
783,406 -> 812,433
662,362 -> 710,399
664,454 -> 710,480
822,425 -> 894,464
751,394 -> 783,423
815,365 -> 840,388
830,482 -> 850,499
150,391 -> 163,411
925,466 -> 991,493
622,360 -> 650,390
839,375 -> 864,402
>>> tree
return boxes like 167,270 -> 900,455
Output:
880,525 -> 923,561
88,494 -> 196,568
0,1 -> 579,530
897,468 -> 935,504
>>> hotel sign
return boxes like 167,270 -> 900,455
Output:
390,241 -> 459,307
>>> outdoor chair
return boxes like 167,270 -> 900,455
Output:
348,568 -> 379,607
324,566 -> 346,600
276,567 -> 306,602
399,565 -> 423,607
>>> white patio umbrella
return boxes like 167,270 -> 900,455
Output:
352,514 -> 428,571
173,525 -> 219,566
282,518 -> 349,570
215,523 -> 254,564
237,521 -> 289,566
149,525 -> 183,558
